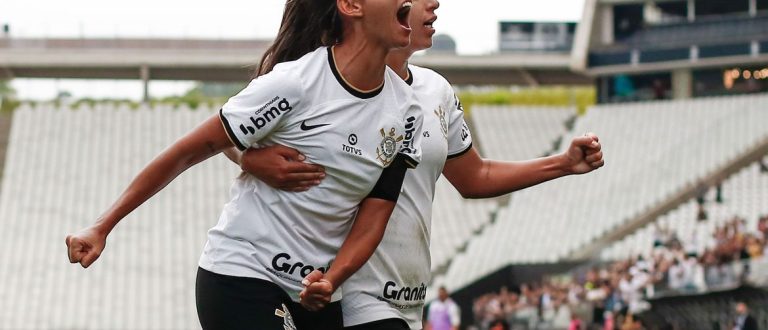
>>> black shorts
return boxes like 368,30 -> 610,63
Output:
196,267 -> 343,330
344,318 -> 410,330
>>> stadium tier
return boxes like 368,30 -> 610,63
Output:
439,93 -> 768,293
0,104 -> 239,329
469,105 -> 576,160
430,177 -> 498,273
429,106 -> 575,273
602,161 -> 768,261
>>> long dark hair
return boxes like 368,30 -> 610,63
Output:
255,0 -> 343,77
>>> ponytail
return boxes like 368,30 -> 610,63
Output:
255,0 -> 343,77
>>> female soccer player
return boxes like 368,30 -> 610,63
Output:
65,0 -> 425,329
227,0 -> 605,329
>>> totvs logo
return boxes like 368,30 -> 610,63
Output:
239,97 -> 293,135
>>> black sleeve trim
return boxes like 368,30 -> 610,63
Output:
402,154 -> 419,169
219,109 -> 247,151
367,154 -> 410,202
447,142 -> 473,160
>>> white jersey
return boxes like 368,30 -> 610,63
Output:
341,65 -> 473,328
199,47 -> 423,302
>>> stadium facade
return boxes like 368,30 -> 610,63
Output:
572,0 -> 768,103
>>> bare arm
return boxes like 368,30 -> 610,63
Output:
323,197 -> 394,286
66,115 -> 235,268
299,197 -> 396,310
221,146 -> 242,165
443,134 -> 604,199
222,145 -> 326,192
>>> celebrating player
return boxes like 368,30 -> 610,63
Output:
66,0 -> 424,329
227,0 -> 605,329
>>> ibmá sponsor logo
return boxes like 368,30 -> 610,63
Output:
239,98 -> 293,134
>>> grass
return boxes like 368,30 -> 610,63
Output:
458,86 -> 596,115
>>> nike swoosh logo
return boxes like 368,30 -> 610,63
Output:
300,120 -> 330,131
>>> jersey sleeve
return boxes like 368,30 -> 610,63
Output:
218,70 -> 303,150
366,103 -> 423,201
446,91 -> 473,159
399,101 -> 423,168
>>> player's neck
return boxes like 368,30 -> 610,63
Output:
332,39 -> 390,92
386,48 -> 415,81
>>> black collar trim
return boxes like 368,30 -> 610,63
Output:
327,47 -> 384,99
405,68 -> 414,86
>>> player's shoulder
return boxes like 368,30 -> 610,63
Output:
268,47 -> 327,84
408,64 -> 451,87
383,66 -> 416,103
274,47 -> 326,71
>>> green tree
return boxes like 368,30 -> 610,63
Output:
0,80 -> 18,112
0,80 -> 14,97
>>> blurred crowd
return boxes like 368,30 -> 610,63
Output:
470,214 -> 768,330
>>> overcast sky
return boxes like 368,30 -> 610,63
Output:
1,0 -> 585,100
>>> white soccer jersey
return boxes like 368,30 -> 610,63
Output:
341,65 -> 473,329
199,47 -> 423,302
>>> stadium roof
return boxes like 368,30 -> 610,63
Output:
0,38 -> 592,86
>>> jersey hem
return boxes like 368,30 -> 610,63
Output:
343,309 -> 420,329
198,259 -> 343,303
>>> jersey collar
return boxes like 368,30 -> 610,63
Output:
327,47 -> 385,99
404,67 -> 414,86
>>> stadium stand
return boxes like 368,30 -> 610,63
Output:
469,106 -> 576,160
0,104 -> 239,329
602,161 -> 768,261
439,93 -> 768,293
430,177 -> 499,273
429,106 -> 576,273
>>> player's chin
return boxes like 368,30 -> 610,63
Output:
413,37 -> 433,51
393,36 -> 411,49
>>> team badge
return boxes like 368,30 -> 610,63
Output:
434,106 -> 448,138
376,127 -> 404,166
274,303 -> 297,330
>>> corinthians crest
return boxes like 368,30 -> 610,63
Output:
434,106 -> 448,138
376,127 -> 404,166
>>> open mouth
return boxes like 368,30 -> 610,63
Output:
424,16 -> 437,29
397,2 -> 413,30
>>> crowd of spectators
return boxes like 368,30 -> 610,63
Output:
470,214 -> 768,330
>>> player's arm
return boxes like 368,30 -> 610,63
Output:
221,145 -> 325,192
221,146 -> 243,165
442,134 -> 604,199
66,115 -> 236,268
298,153 -> 412,310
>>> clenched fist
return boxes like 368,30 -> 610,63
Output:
66,226 -> 107,268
